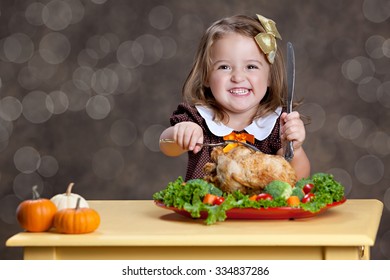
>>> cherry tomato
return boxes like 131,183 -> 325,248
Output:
302,193 -> 315,203
255,193 -> 273,201
203,194 -> 225,205
303,183 -> 315,194
213,196 -> 225,205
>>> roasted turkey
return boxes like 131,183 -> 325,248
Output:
203,145 -> 297,194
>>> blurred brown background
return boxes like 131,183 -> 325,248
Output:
0,0 -> 389,260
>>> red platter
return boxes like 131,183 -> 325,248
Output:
155,198 -> 346,220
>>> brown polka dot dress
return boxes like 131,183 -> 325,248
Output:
170,103 -> 282,181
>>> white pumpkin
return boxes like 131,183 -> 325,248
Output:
50,183 -> 89,210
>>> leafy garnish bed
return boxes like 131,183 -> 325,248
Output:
153,173 -> 345,225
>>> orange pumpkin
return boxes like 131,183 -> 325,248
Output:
54,198 -> 100,234
16,185 -> 57,232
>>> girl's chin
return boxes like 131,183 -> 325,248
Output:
225,105 -> 258,114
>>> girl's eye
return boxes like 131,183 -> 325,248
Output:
247,65 -> 259,70
218,65 -> 231,70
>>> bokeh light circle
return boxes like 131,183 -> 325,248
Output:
377,81 -> 390,108
116,40 -> 143,68
91,68 -> 119,95
3,33 -> 34,63
383,38 -> 390,58
14,146 -> 41,174
149,5 -> 173,30
22,90 -> 53,124
25,2 -> 45,26
68,0 -> 85,24
143,124 -> 166,152
362,0 -> 390,23
0,96 -> 23,121
160,36 -> 177,59
86,35 -> 112,60
341,56 -> 375,84
338,115 -> 363,140
37,155 -> 59,177
13,172 -> 44,200
365,35 -> 385,59
351,118 -> 377,149
85,95 -> 111,120
135,34 -> 163,66
42,0 -> 73,31
106,63 -> 132,94
47,90 -> 69,114
39,32 -> 71,64
367,131 -> 390,156
110,119 -> 137,147
354,155 -> 384,185
73,66 -> 94,91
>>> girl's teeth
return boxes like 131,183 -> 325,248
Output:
229,89 -> 249,95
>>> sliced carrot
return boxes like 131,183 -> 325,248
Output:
203,194 -> 217,205
222,143 -> 237,153
287,196 -> 300,207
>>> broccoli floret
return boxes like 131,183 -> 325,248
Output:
291,187 -> 305,200
264,180 -> 292,200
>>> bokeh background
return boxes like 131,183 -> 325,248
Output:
0,0 -> 389,260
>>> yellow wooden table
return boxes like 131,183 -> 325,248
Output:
6,199 -> 383,260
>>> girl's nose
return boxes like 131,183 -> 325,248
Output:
231,70 -> 245,83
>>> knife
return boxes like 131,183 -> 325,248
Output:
284,42 -> 295,162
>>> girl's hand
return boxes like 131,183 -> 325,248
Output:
279,111 -> 305,151
172,122 -> 204,154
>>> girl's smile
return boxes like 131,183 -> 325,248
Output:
229,88 -> 252,96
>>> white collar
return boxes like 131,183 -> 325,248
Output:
195,105 -> 282,141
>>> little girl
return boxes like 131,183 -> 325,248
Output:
160,14 -> 310,181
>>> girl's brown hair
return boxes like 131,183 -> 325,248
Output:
182,14 -> 287,123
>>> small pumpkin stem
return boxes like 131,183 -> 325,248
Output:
66,183 -> 74,196
32,185 -> 40,200
75,197 -> 81,210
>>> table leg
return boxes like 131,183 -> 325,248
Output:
323,246 -> 369,260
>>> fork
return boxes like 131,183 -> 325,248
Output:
159,139 -> 260,152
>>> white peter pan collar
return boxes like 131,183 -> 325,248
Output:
195,105 -> 282,141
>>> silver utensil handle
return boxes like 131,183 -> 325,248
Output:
285,141 -> 294,162
224,140 -> 260,152
159,139 -> 260,152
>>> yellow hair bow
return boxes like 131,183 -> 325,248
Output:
254,14 -> 282,64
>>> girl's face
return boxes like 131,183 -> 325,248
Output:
207,32 -> 270,121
